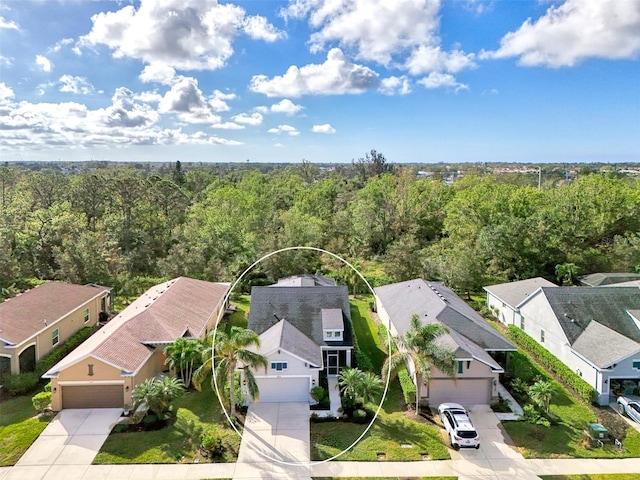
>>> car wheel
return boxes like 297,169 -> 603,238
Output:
618,404 -> 625,414
475,444 -> 480,450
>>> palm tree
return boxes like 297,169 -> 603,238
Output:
529,379 -> 555,414
338,368 -> 383,409
358,371 -> 384,405
164,337 -> 204,388
383,314 -> 456,414
132,376 -> 185,420
193,326 -> 267,417
555,262 -> 579,286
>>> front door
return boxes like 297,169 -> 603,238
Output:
327,353 -> 339,376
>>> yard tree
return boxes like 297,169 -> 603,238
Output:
529,379 -> 555,414
132,376 -> 185,420
555,263 -> 579,286
193,326 -> 267,418
164,337 -> 204,388
383,314 -> 456,414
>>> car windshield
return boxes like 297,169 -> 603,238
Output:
631,404 -> 640,413
458,430 -> 478,439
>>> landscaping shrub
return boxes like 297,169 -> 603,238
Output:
521,404 -> 550,427
31,391 -> 51,413
1,372 -> 40,396
398,368 -> 416,406
507,325 -> 598,404
310,386 -> 327,404
200,426 -> 225,458
112,424 -> 129,433
353,408 -> 367,424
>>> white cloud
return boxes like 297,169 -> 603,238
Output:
0,55 -> 13,67
418,72 -> 468,92
250,48 -> 379,97
312,123 -> 335,134
268,124 -> 300,136
134,90 -> 163,104
243,15 -> 287,42
51,38 -> 74,53
211,121 -> 244,130
482,0 -> 640,67
59,75 -> 96,95
209,89 -> 236,112
0,16 -> 18,30
96,87 -> 158,128
233,112 -> 263,125
35,55 -> 53,73
269,99 -> 304,115
158,76 -> 220,124
0,82 -> 14,102
379,76 -> 411,95
281,0 -> 441,66
79,0 -> 284,71
139,64 -> 176,84
405,46 -> 476,75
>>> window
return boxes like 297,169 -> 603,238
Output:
271,361 -> 287,371
84,308 -> 90,323
541,329 -> 545,343
520,316 -> 525,330
334,331 -> 341,338
325,331 -> 333,337
52,329 -> 59,346
457,361 -> 464,374
633,360 -> 640,370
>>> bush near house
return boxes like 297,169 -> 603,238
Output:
31,391 -> 51,414
507,325 -> 598,404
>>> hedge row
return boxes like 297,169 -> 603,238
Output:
507,325 -> 598,404
2,326 -> 96,396
398,368 -> 416,405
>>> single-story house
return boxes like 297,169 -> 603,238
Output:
578,272 -> 640,287
43,277 -> 229,410
243,275 -> 353,403
484,277 -> 557,326
375,279 -> 516,406
485,279 -> 640,405
0,282 -> 111,378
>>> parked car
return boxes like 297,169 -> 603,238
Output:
438,403 -> 480,450
617,396 -> 640,424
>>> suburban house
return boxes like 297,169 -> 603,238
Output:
243,275 -> 353,403
578,272 -> 640,287
0,282 -> 111,378
484,279 -> 640,405
375,279 -> 516,406
43,277 -> 229,410
484,277 -> 557,326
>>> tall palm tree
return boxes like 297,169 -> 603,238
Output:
193,326 -> 267,417
529,379 -> 555,414
164,337 -> 204,388
338,368 -> 383,408
383,314 -> 456,414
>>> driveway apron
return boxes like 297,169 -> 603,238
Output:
233,402 -> 312,480
15,409 -> 122,468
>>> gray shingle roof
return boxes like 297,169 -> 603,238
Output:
542,286 -> 640,345
322,309 -> 344,330
374,279 -> 515,355
272,275 -> 337,287
578,272 -> 640,287
483,277 -> 557,309
248,285 -> 352,348
571,321 -> 640,368
256,319 -> 322,367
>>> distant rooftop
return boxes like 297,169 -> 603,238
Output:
578,272 -> 640,287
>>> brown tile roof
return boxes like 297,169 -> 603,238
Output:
43,277 -> 230,377
0,282 -> 110,346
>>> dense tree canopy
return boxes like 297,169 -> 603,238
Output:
1,161 -> 639,300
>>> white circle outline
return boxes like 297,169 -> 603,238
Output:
209,246 -> 392,466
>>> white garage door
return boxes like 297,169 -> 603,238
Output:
254,377 -> 310,403
427,379 -> 491,406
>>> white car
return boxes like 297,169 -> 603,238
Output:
617,396 -> 640,424
438,403 -> 480,450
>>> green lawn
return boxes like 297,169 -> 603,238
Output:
0,391 -> 52,466
94,382 -> 240,464
311,298 -> 449,462
541,476 -> 640,480
501,352 -> 640,459
224,294 -> 250,330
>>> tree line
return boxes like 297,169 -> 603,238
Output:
1,156 -> 639,300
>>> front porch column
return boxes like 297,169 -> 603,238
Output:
346,349 -> 351,367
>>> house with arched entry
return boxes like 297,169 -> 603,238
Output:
0,282 -> 111,379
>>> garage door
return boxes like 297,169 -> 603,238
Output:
254,377 -> 310,403
427,379 -> 491,406
62,385 -> 124,409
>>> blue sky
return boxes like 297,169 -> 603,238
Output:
1,0 -> 639,164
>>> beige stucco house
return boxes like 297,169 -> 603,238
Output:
375,279 -> 515,406
43,277 -> 229,410
0,282 -> 111,378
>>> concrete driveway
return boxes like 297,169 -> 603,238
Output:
233,402 -> 312,480
16,409 -> 122,468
